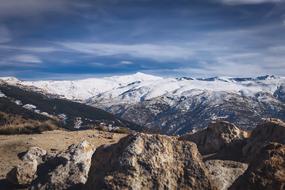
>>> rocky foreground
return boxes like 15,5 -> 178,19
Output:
2,119 -> 285,190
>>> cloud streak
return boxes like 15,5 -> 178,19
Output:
9,54 -> 42,63
58,42 -> 194,62
0,45 -> 59,53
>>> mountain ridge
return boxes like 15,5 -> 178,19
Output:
1,73 -> 284,101
1,73 -> 285,134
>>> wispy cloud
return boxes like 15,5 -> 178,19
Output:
58,42 -> 194,62
120,60 -> 133,65
9,54 -> 42,63
0,45 -> 59,53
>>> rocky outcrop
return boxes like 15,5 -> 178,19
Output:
179,121 -> 248,155
5,119 -> 284,190
85,133 -> 216,190
22,147 -> 47,163
32,140 -> 95,190
5,141 -> 94,189
205,160 -> 248,190
242,118 -> 285,162
6,146 -> 46,186
230,142 -> 285,190
6,159 -> 38,186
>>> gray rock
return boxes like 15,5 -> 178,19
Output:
6,146 -> 46,186
6,159 -> 38,186
85,133 -> 216,190
22,146 -> 47,163
179,120 -> 248,155
205,160 -> 248,190
31,140 -> 95,190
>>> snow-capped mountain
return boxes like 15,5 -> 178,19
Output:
22,72 -> 162,100
1,73 -> 285,134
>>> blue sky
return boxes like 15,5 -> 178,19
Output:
0,0 -> 284,79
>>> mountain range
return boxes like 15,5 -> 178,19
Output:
1,72 -> 285,134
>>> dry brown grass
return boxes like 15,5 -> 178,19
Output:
0,129 -> 127,180
0,112 -> 60,135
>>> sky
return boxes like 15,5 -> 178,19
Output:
0,0 -> 285,79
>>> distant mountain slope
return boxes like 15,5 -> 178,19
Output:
0,82 -> 141,132
1,73 -> 285,134
21,72 -> 162,100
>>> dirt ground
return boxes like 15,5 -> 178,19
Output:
0,129 -> 126,180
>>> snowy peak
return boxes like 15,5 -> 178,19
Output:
0,73 -> 284,103
103,72 -> 163,84
23,73 -> 163,100
86,72 -> 161,82
0,76 -> 20,84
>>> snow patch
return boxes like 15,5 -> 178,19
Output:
23,104 -> 37,110
0,91 -> 6,98
74,117 -> 82,129
14,100 -> 22,105
58,114 -> 68,125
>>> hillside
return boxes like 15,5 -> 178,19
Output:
0,81 -> 141,133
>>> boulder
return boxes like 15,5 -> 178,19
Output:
22,146 -> 47,163
6,146 -> 46,186
32,140 -> 95,190
85,133 -> 216,190
230,142 -> 285,190
205,160 -> 248,190
242,118 -> 285,162
179,120 -> 248,155
6,159 -> 38,186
